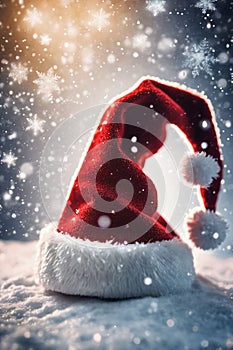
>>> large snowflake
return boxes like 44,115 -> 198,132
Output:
146,0 -> 166,16
26,115 -> 46,136
33,68 -> 60,101
183,38 -> 217,77
1,151 -> 17,168
9,62 -> 28,84
90,8 -> 110,32
195,0 -> 217,14
24,8 -> 42,26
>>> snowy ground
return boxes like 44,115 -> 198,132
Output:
1,240 -> 233,350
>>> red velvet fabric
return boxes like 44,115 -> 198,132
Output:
58,78 -> 222,244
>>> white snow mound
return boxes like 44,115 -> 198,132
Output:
1,240 -> 233,350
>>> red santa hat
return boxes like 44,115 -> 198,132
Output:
36,77 -> 228,299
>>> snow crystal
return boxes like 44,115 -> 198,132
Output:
146,0 -> 166,17
40,34 -> 52,46
24,8 -> 42,26
26,114 -> 46,136
9,62 -> 28,85
1,151 -> 17,168
195,0 -> 217,14
182,38 -> 218,77
90,8 -> 110,32
33,68 -> 60,101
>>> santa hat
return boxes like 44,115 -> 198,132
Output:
36,77 -> 227,299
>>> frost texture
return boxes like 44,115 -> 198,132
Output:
183,38 -> 218,77
146,0 -> 166,16
33,68 -> 60,101
195,0 -> 217,14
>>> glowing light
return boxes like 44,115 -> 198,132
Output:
144,277 -> 153,285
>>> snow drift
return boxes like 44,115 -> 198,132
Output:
1,240 -> 233,350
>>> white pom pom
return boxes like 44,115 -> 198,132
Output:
186,209 -> 228,250
181,152 -> 220,188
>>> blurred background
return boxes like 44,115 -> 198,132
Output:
0,0 -> 232,255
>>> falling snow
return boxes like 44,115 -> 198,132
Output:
23,8 -> 43,26
132,33 -> 151,52
182,38 -> 218,77
9,62 -> 28,84
146,0 -> 166,16
1,151 -> 18,168
90,8 -> 110,32
195,0 -> 217,14
33,68 -> 60,101
0,0 -> 232,349
40,34 -> 52,46
26,115 -> 46,136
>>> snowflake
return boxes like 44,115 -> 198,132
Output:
146,0 -> 166,16
183,38 -> 217,77
33,68 -> 60,101
195,0 -> 217,14
24,8 -> 42,26
1,151 -> 17,168
40,34 -> 52,46
90,8 -> 110,32
132,33 -> 151,52
26,114 -> 46,136
9,62 -> 28,84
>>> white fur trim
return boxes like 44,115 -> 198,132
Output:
181,152 -> 220,188
186,208 -> 228,250
35,224 -> 195,299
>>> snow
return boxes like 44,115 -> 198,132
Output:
90,8 -> 111,32
182,39 -> 217,77
9,63 -> 28,85
1,151 -> 18,169
195,0 -> 217,14
26,115 -> 46,136
146,0 -> 166,17
33,68 -> 60,101
1,240 -> 233,350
